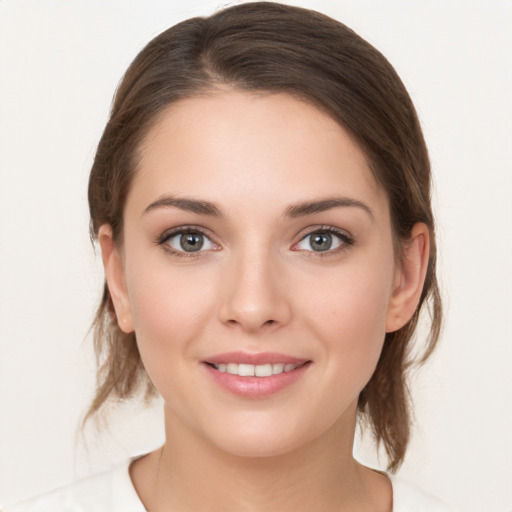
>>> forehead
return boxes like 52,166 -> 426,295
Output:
129,91 -> 387,216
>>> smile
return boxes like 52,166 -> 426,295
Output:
203,352 -> 312,398
209,362 -> 303,377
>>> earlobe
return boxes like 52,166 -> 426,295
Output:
386,223 -> 430,333
98,225 -> 134,333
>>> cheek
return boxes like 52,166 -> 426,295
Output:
123,266 -> 219,421
303,257 -> 394,378
123,255 -> 217,373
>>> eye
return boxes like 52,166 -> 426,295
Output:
163,229 -> 216,253
294,228 -> 352,253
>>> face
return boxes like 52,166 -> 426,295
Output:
102,91 -> 418,458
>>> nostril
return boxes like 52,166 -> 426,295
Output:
224,317 -> 278,332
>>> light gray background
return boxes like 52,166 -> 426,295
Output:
1,1 -> 511,510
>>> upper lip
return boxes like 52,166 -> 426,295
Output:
204,351 -> 310,366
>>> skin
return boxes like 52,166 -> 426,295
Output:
100,91 -> 429,511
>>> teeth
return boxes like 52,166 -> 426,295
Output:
272,363 -> 284,374
214,362 -> 300,377
226,363 -> 238,374
255,364 -> 272,377
238,364 -> 255,377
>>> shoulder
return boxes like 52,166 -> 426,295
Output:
390,475 -> 455,512
1,460 -> 145,512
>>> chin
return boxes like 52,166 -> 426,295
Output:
213,433 -> 305,459
198,412 -> 326,459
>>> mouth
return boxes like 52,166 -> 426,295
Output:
205,361 -> 309,377
202,352 -> 312,398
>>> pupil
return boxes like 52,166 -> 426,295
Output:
180,233 -> 203,252
311,233 -> 332,251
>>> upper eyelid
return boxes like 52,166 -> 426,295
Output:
296,225 -> 352,240
155,224 -> 353,249
292,226 -> 354,253
157,226 -> 219,257
157,225 -> 215,243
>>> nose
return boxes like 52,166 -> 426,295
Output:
218,248 -> 292,334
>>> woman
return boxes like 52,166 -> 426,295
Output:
6,2 -> 452,510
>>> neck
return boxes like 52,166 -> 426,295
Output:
130,403 -> 391,512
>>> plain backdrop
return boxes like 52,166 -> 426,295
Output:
1,1 -> 511,510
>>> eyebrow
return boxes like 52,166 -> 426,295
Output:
284,196 -> 375,220
143,194 -> 374,220
143,196 -> 223,217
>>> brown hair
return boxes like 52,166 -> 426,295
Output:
86,1 -> 442,472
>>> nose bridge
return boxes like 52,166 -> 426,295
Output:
219,241 -> 291,332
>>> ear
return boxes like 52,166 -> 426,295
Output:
98,224 -> 134,333
386,223 -> 430,333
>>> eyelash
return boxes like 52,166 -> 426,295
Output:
156,226 -> 218,258
156,225 -> 354,258
292,226 -> 354,258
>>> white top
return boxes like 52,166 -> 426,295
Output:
2,460 -> 454,512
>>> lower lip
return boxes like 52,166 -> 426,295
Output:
203,363 -> 311,398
